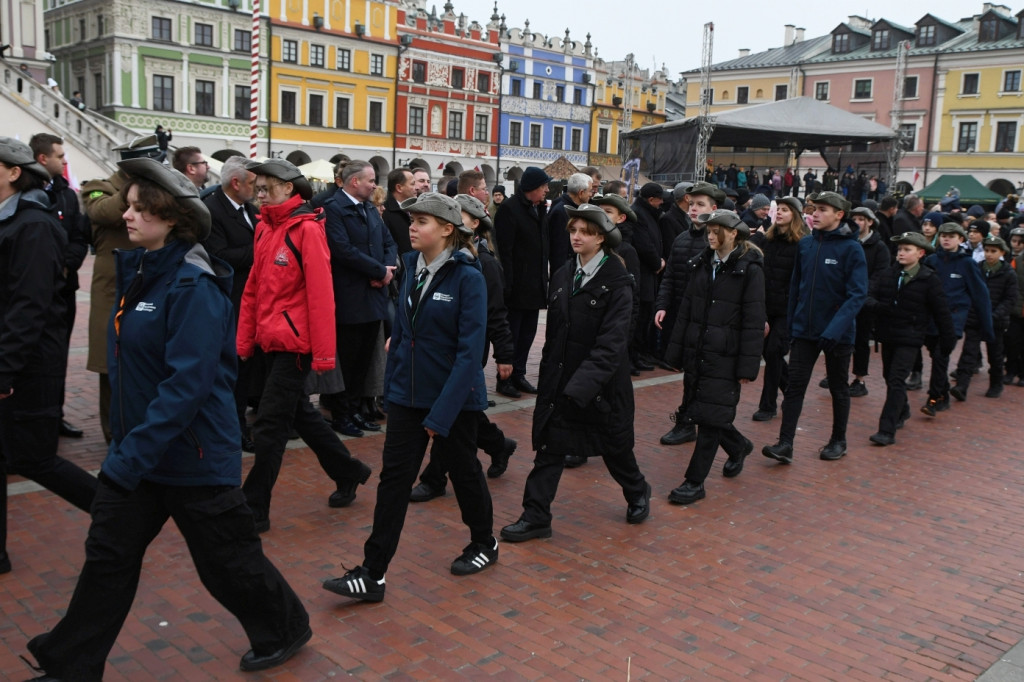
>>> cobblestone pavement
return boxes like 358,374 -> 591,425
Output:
3,253 -> 1024,680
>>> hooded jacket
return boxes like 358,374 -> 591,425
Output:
923,247 -> 994,340
384,249 -> 488,437
104,240 -> 240,490
788,225 -> 868,345
0,189 -> 69,392
236,194 -> 337,371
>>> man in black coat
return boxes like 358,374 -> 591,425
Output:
892,194 -> 924,234
658,182 -> 693,263
843,207 -> 892,397
630,183 -> 666,366
30,133 -> 90,439
494,166 -> 551,396
546,172 -> 593,277
323,160 -> 397,436
382,167 -> 416,255
202,156 -> 259,450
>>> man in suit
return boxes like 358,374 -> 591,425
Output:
323,160 -> 398,437
202,156 -> 259,452
382,167 -> 415,255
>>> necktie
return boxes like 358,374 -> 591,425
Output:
898,271 -> 907,289
713,260 -> 723,281
573,267 -> 584,294
357,203 -> 368,221
239,205 -> 252,229
409,268 -> 428,313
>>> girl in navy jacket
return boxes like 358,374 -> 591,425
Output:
324,192 -> 495,603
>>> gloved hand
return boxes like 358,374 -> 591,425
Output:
818,337 -> 838,353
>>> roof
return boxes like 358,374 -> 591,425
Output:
917,174 -> 1003,206
682,35 -> 831,74
542,156 -> 580,180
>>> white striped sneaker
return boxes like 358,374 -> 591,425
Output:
322,566 -> 385,602
450,538 -> 499,576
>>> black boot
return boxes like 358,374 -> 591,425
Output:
985,376 -> 1004,398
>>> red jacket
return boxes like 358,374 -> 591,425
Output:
237,195 -> 337,371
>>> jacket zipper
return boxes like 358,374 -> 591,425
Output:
185,427 -> 204,459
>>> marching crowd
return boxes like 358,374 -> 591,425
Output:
1,130 -> 1023,679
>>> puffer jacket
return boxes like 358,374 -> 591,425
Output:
105,240 -> 240,490
866,263 -> 955,350
788,225 -> 868,345
665,246 -> 766,428
967,260 -> 1017,332
923,247 -> 993,340
236,194 -> 336,371
750,230 -> 799,319
629,198 -> 663,303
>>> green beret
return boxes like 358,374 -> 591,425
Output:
890,231 -> 934,253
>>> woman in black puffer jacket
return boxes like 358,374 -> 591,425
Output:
665,209 -> 766,505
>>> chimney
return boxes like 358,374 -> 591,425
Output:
784,24 -> 795,45
794,27 -> 805,42
738,48 -> 750,57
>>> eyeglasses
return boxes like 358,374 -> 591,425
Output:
189,160 -> 209,167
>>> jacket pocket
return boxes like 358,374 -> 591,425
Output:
282,310 -> 300,337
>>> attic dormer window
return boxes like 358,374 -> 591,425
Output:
917,24 -> 936,46
979,17 -> 998,42
872,29 -> 890,50
833,32 -> 850,53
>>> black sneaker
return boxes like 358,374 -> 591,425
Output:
450,538 -> 499,576
934,395 -> 951,412
950,385 -> 967,402
762,441 -> 793,464
723,437 -> 754,478
322,565 -> 385,602
409,481 -> 446,503
752,409 -> 776,422
848,380 -> 868,397
869,432 -> 895,446
818,377 -> 829,388
660,419 -> 697,445
819,440 -> 847,461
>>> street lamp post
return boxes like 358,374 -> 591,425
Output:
493,52 -> 517,184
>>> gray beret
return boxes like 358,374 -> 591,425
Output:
247,159 -> 313,200
698,208 -> 749,236
401,192 -> 470,234
0,136 -> 50,181
565,203 -> 622,248
454,194 -> 493,233
117,157 -> 212,241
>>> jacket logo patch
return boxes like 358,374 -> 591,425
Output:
135,302 -> 156,312
274,249 -> 290,266
950,273 -> 963,279
432,292 -> 453,302
824,258 -> 838,265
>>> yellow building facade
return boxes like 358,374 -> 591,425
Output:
684,70 -> 801,115
590,60 -> 668,167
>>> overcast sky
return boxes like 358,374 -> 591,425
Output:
461,0 -> 1003,77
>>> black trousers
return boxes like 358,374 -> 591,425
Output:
1006,318 -> 1024,379
778,338 -> 853,445
924,335 -> 955,400
955,326 -> 1005,391
0,375 -> 97,554
27,480 -> 309,682
852,309 -> 873,377
335,320 -> 382,414
59,288 -> 76,415
363,405 -> 491,577
684,423 -> 748,483
878,344 -> 918,435
418,411 -> 507,490
520,444 -> 646,526
242,352 -> 365,523
758,315 -> 790,413
507,308 -> 539,380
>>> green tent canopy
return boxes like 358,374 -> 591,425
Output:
917,174 -> 1003,206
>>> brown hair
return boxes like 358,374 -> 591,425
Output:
171,146 -> 203,175
119,177 -> 203,245
457,169 -> 484,194
567,216 -> 616,256
443,225 -> 477,257
764,208 -> 808,244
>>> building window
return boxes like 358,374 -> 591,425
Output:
872,29 -> 890,50
815,82 -> 829,101
408,106 -> 424,135
370,54 -> 384,76
308,93 -> 323,126
281,91 -> 296,124
574,88 -> 583,105
195,80 -> 215,116
903,76 -> 918,99
996,122 -> 1017,152
529,123 -> 541,147
853,79 -> 872,99
832,33 -> 849,53
1004,70 -> 1021,92
79,18 -> 86,40
369,101 -> 383,131
533,82 -> 542,99
774,84 -> 787,101
282,39 -> 298,63
737,86 -> 749,104
508,121 -> 522,146
957,122 -> 977,152
336,97 -> 351,129
337,48 -> 351,71
570,128 -> 581,152
97,14 -> 103,36
511,79 -> 522,97
447,111 -> 463,138
195,23 -> 213,47
477,72 -> 491,93
917,24 -> 936,46
556,84 -> 565,102
412,61 -> 426,83
153,75 -> 173,111
979,18 -> 998,42
962,73 -> 979,95
152,17 -> 172,41
474,114 -> 488,142
701,87 -> 713,105
898,123 -> 916,151
310,44 -> 325,68
234,85 -> 250,120
94,73 -> 103,105
552,127 -> 564,150
451,67 -> 464,89
234,29 -> 251,52
597,128 -> 609,154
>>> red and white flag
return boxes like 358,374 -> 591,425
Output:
912,168 -> 920,187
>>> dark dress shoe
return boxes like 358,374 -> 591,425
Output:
660,422 -> 696,445
241,437 -> 256,453
563,454 -> 587,468
722,438 -> 753,478
869,432 -> 895,446
409,481 -> 446,502
331,418 -> 363,438
626,482 -> 651,524
329,462 -> 373,508
634,358 -> 655,371
351,413 -> 381,432
752,409 -> 776,422
819,440 -> 847,460
500,518 -> 552,542
949,385 -> 967,402
762,441 -> 793,464
818,377 -> 829,388
239,626 -> 312,672
511,376 -> 538,394
985,383 -> 1003,398
58,419 -> 83,438
668,480 -> 705,505
496,380 -> 521,399
848,380 -> 868,397
486,438 -> 517,478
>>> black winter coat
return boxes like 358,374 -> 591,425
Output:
892,208 -> 921,234
1012,255 -> 1024,319
546,194 -> 577,278
629,198 -> 663,303
861,229 -> 892,288
655,224 -> 708,342
665,246 -> 766,428
866,263 -> 955,350
750,230 -> 799,319
48,174 -> 89,294
202,187 -> 257,316
532,254 -> 634,458
616,223 -> 642,339
658,204 -> 690,262
968,261 -> 1018,332
382,195 -> 412,255
495,192 -> 548,309
478,239 -> 514,366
